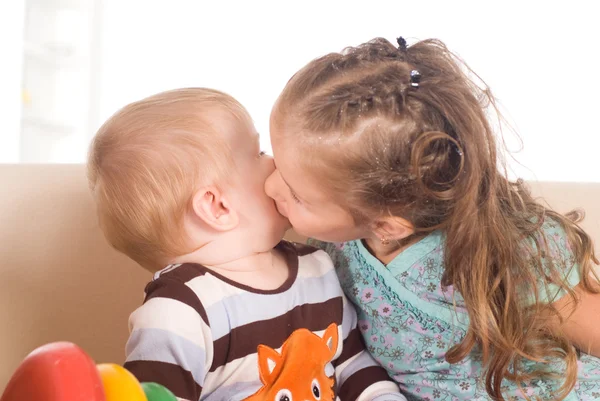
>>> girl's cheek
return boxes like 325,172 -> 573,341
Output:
287,205 -> 302,223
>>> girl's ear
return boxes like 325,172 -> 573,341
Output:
191,186 -> 239,231
372,216 -> 414,242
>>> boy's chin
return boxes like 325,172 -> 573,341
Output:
267,220 -> 291,247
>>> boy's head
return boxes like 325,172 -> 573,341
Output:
88,88 -> 288,271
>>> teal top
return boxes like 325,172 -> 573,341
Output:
310,219 -> 600,400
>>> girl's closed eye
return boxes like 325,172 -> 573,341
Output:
290,189 -> 301,204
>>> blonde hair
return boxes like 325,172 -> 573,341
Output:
274,38 -> 599,400
88,88 -> 252,271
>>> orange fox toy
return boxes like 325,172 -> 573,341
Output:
245,324 -> 340,401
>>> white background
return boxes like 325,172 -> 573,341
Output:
2,0 -> 600,182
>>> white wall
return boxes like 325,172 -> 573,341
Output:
0,1 -> 25,163
13,0 -> 600,182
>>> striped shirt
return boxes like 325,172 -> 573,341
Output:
124,242 -> 406,401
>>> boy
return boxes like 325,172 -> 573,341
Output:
87,88 -> 406,401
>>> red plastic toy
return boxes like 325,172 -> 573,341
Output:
1,342 -> 104,401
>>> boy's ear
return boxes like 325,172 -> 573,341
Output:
191,186 -> 238,231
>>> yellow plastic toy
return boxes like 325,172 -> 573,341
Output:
97,364 -> 148,401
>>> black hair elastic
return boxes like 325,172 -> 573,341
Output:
410,69 -> 421,88
396,36 -> 408,52
397,36 -> 421,89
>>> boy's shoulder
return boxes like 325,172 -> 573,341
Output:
148,263 -> 209,288
138,263 -> 210,325
143,263 -> 212,308
280,240 -> 339,280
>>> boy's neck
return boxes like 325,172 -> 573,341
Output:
181,245 -> 276,271
172,242 -> 290,290
172,233 -> 276,268
169,230 -> 293,290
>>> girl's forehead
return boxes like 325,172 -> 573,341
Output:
271,136 -> 303,167
274,145 -> 333,201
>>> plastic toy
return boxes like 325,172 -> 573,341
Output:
141,383 -> 180,401
97,364 -> 147,401
0,342 -> 176,401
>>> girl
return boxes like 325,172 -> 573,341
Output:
265,37 -> 600,401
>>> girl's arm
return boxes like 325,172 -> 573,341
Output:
552,281 -> 600,356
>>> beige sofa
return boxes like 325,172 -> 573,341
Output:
1,164 -> 599,391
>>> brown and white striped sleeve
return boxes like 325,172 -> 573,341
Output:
124,273 -> 212,401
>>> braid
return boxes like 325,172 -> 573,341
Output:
304,63 -> 414,132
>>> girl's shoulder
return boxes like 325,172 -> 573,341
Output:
522,217 -> 582,303
307,233 -> 446,273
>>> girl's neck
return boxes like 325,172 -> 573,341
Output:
363,234 -> 423,265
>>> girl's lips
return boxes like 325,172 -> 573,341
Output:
274,201 -> 288,218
